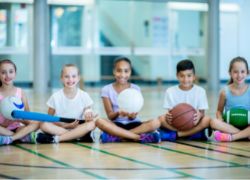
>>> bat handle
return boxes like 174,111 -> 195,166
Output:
59,118 -> 85,123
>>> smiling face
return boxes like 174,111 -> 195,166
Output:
229,61 -> 248,86
113,60 -> 131,85
177,69 -> 196,90
0,62 -> 17,86
61,65 -> 80,88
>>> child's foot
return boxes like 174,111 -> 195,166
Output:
159,129 -> 176,142
0,135 -> 12,145
212,131 -> 232,142
20,132 -> 38,144
100,132 -> 121,143
90,128 -> 101,143
140,131 -> 161,143
36,133 -> 55,144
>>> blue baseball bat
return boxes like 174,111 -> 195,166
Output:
12,110 -> 84,123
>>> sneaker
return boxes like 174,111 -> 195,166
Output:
20,132 -> 38,144
212,131 -> 232,142
36,133 -> 55,144
159,129 -> 176,142
30,132 -> 39,143
100,132 -> 121,143
0,135 -> 12,145
90,128 -> 101,143
205,128 -> 213,140
140,131 -> 161,143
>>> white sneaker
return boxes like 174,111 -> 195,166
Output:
90,128 -> 101,143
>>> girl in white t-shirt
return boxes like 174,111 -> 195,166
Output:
158,59 -> 211,141
38,64 -> 96,143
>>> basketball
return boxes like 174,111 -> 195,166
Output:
223,108 -> 250,128
0,96 -> 25,120
117,88 -> 144,113
170,103 -> 196,131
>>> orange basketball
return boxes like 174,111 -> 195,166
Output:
170,103 -> 196,131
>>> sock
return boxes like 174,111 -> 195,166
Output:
20,132 -> 37,144
20,134 -> 31,143
54,136 -> 60,143
0,136 -> 13,145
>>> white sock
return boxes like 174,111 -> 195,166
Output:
53,136 -> 60,143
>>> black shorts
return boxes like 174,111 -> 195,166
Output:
76,120 -> 93,142
114,121 -> 142,130
76,131 -> 93,142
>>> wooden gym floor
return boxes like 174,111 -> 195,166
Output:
0,85 -> 250,179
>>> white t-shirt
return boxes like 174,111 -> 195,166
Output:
163,85 -> 208,110
47,88 -> 93,119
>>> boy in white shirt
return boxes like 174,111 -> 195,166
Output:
158,59 -> 211,141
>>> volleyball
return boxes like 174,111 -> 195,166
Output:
117,88 -> 144,113
0,96 -> 25,120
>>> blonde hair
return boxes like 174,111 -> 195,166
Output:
60,64 -> 80,77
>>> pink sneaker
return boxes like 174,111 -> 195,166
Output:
213,131 -> 232,142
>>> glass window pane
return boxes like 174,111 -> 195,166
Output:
0,3 -> 29,47
98,1 -> 133,47
0,9 -> 7,47
0,3 -> 32,86
51,5 -> 83,47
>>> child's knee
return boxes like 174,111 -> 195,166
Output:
31,121 -> 40,129
86,121 -> 96,131
210,118 -> 218,129
40,122 -> 51,131
151,118 -> 161,129
200,116 -> 211,128
95,118 -> 107,128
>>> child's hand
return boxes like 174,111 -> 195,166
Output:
119,111 -> 137,120
165,111 -> 172,124
84,109 -> 97,122
65,120 -> 79,128
193,110 -> 201,126
127,112 -> 138,120
118,110 -> 129,117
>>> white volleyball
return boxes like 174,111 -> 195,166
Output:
0,96 -> 24,120
117,88 -> 144,113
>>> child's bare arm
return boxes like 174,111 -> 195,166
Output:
165,109 -> 172,124
216,90 -> 226,120
102,97 -> 119,120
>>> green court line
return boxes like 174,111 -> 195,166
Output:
202,141 -> 250,153
144,143 -> 245,167
176,141 -> 250,158
74,143 -> 202,179
13,144 -> 107,179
